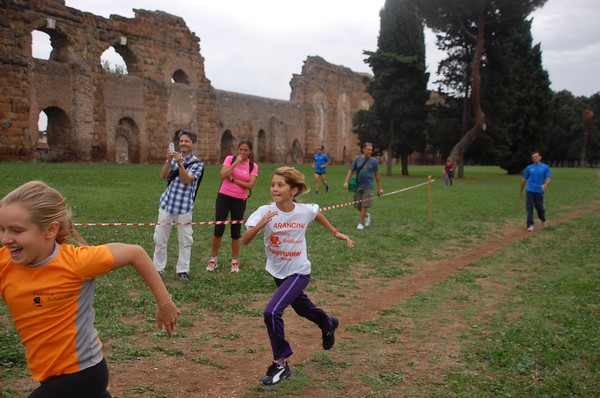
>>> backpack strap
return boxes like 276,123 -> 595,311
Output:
166,159 -> 201,186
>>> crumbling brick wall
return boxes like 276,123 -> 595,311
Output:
0,0 -> 372,164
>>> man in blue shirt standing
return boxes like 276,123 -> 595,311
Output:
520,151 -> 552,232
153,129 -> 204,282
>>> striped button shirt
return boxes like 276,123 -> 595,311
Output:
159,154 -> 204,214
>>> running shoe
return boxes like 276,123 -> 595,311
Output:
322,316 -> 339,350
259,362 -> 292,386
206,259 -> 217,272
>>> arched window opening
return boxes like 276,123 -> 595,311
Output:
31,29 -> 72,62
31,30 -> 51,60
172,69 -> 190,85
101,47 -> 128,74
36,111 -> 49,157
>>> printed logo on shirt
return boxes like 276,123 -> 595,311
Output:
32,290 -> 75,307
269,234 -> 281,247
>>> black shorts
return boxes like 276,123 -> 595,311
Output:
29,357 -> 111,398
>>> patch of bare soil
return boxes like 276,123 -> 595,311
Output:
8,202 -> 600,397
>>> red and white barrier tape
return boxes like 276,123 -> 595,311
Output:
73,179 -> 434,227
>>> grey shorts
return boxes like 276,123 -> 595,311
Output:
353,188 -> 373,209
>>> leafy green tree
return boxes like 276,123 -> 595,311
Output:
361,0 -> 429,176
480,16 -> 553,174
415,0 -> 547,177
426,97 -> 465,161
545,91 -> 600,167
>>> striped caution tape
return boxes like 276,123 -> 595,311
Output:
73,180 -> 434,227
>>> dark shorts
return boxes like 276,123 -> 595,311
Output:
29,357 -> 111,398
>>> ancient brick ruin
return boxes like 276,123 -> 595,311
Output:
0,0 -> 372,164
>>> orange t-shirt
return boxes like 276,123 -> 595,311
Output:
0,244 -> 114,381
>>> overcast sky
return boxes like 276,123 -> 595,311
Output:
59,0 -> 599,100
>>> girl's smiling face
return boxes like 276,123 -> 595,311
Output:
270,175 -> 298,205
0,202 -> 57,265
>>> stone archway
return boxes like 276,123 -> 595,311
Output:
115,136 -> 129,163
290,139 -> 303,163
43,106 -> 74,162
257,129 -> 267,163
220,130 -> 234,163
114,117 -> 139,163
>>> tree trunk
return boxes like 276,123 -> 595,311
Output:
386,143 -> 394,176
401,153 -> 409,176
450,13 -> 486,178
386,118 -> 394,176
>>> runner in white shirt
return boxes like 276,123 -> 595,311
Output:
242,166 -> 355,386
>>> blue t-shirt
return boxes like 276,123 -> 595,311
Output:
313,153 -> 330,174
350,156 -> 379,189
523,163 -> 551,194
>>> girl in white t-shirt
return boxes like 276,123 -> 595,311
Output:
242,166 -> 354,386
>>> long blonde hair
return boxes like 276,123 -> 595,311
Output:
0,180 -> 87,245
272,166 -> 309,201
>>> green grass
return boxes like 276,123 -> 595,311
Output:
1,162 -> 599,397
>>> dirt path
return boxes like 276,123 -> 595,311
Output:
106,202 -> 600,397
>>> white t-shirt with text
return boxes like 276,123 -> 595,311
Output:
246,202 -> 319,279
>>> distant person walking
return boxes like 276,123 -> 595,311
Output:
242,166 -> 354,386
443,157 -> 455,187
207,139 -> 258,273
312,145 -> 331,194
520,151 -> 552,232
153,129 -> 204,283
343,143 -> 383,230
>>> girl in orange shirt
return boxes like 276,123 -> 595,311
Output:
0,181 -> 180,398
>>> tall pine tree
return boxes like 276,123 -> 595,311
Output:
358,0 -> 429,176
480,16 -> 552,174
416,0 -> 547,177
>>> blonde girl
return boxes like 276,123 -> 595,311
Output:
0,181 -> 180,398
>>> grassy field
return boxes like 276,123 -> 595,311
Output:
0,162 -> 599,397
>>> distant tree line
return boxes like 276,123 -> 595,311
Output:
354,0 -> 598,176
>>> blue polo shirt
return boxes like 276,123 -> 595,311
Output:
523,163 -> 551,194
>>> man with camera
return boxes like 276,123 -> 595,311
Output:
153,129 -> 204,282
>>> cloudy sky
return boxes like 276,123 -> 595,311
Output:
60,0 -> 599,100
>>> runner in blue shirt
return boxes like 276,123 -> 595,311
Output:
312,145 -> 331,194
520,151 -> 552,232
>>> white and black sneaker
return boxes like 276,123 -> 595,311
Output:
322,316 -> 339,350
259,362 -> 292,386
